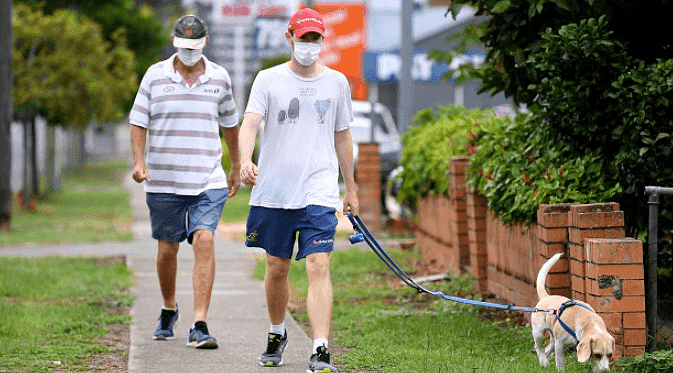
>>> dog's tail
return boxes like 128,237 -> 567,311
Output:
536,252 -> 563,300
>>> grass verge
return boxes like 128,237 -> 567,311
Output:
0,255 -> 134,372
0,160 -> 134,246
221,185 -> 252,223
253,247 -> 598,373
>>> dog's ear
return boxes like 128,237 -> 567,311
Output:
577,338 -> 593,363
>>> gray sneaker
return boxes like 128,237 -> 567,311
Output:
307,345 -> 337,373
259,331 -> 288,367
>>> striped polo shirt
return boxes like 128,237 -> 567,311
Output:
129,54 -> 239,195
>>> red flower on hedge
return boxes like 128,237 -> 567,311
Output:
486,173 -> 493,180
533,190 -> 538,197
526,154 -> 537,163
468,129 -> 479,141
559,169 -> 564,179
545,168 -> 552,180
466,142 -> 476,155
522,173 -> 532,185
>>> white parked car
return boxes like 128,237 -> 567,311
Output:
350,100 -> 402,179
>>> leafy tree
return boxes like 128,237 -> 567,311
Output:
12,3 -> 138,200
13,3 -> 137,126
436,0 -> 673,105
16,0 -> 168,86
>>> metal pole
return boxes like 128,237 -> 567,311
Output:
398,0 -> 414,132
646,191 -> 658,352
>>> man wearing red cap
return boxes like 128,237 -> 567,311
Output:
239,7 -> 357,373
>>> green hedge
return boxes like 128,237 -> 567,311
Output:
394,105 -> 493,208
467,112 -> 621,225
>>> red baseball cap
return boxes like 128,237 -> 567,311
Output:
287,8 -> 325,38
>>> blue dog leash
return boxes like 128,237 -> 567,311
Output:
347,213 -> 597,338
347,213 -> 550,313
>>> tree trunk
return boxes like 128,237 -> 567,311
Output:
31,116 -> 39,197
0,0 -> 13,230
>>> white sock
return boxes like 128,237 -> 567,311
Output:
162,305 -> 177,312
313,338 -> 328,353
270,322 -> 285,336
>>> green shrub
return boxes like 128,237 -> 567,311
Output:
467,112 -> 621,225
616,350 -> 673,373
394,105 -> 493,208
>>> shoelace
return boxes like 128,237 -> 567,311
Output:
265,334 -> 281,354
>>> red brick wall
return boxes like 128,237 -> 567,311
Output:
412,157 -> 647,360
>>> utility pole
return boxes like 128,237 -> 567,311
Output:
398,0 -> 414,132
0,0 -> 13,230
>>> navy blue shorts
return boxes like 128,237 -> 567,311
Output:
245,205 -> 338,260
146,188 -> 228,244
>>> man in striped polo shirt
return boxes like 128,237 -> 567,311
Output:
129,15 -> 239,349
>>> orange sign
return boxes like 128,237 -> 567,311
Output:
313,3 -> 368,100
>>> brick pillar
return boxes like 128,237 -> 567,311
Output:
585,238 -> 646,359
568,203 -> 625,302
449,157 -> 470,273
356,143 -> 381,231
536,204 -> 574,298
466,182 -> 488,295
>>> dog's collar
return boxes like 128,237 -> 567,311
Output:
556,300 -> 594,341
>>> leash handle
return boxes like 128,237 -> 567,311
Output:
347,213 -> 364,244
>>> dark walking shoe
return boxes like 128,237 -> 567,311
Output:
259,331 -> 288,366
152,306 -> 179,340
187,321 -> 218,349
307,345 -> 337,373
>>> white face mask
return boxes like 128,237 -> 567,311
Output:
293,41 -> 321,66
177,48 -> 203,67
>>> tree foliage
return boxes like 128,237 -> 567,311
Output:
13,3 -> 137,127
16,0 -> 168,84
437,0 -> 673,105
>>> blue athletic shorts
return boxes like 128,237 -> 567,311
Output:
245,205 -> 338,260
146,188 -> 228,244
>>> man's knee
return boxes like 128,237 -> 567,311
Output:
306,253 -> 330,280
266,255 -> 291,280
192,230 -> 214,248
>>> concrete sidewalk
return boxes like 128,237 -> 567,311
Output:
0,172 -> 316,372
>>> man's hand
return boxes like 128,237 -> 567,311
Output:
240,160 -> 258,186
228,165 -> 241,197
342,190 -> 359,216
132,162 -> 150,183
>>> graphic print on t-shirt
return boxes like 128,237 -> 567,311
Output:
314,99 -> 331,124
287,97 -> 300,123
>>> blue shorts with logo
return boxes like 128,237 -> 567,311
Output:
146,188 -> 228,244
245,205 -> 338,260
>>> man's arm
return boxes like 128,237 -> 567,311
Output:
335,128 -> 359,215
239,112 -> 264,186
222,125 -> 241,197
130,124 -> 149,183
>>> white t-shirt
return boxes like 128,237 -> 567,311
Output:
245,63 -> 353,209
129,54 -> 239,195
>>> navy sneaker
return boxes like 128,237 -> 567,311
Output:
308,345 -> 338,373
259,331 -> 288,366
152,306 -> 179,340
187,321 -> 218,349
